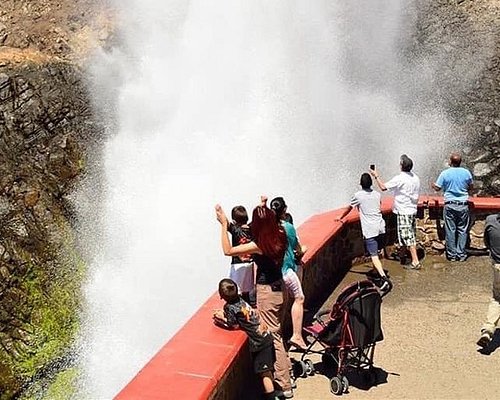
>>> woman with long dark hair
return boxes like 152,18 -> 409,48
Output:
215,197 -> 293,398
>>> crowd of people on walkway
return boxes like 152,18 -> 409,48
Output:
350,152 -> 498,350
212,152 -> 500,399
214,196 -> 302,399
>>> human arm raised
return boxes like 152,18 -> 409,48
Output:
215,204 -> 261,256
369,168 -> 387,191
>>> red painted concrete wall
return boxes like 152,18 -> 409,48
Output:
115,196 -> 500,400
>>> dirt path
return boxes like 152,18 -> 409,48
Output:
292,255 -> 500,399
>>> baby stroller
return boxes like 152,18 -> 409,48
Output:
294,279 -> 390,396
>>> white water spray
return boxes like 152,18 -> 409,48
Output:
78,1 -> 493,397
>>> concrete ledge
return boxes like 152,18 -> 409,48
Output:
114,293 -> 249,400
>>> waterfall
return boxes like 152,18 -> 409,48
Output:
77,1 -> 492,397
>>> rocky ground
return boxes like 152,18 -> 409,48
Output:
0,0 -> 113,64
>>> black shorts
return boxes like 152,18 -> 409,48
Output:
252,343 -> 275,374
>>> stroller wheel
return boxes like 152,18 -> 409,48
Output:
293,360 -> 308,378
330,376 -> 343,396
304,359 -> 315,375
341,376 -> 349,393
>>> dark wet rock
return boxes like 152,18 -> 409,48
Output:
473,162 -> 494,178
0,23 -> 7,44
490,178 -> 500,194
470,150 -> 492,163
473,180 -> 484,190
486,132 -> 499,145
431,241 -> 445,251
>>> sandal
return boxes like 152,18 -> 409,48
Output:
288,339 -> 307,352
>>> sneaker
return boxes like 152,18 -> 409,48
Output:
404,262 -> 422,270
379,280 -> 390,292
283,389 -> 294,399
275,389 -> 294,399
477,331 -> 492,348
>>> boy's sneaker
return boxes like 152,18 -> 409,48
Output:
275,389 -> 294,399
477,331 -> 492,348
265,392 -> 281,400
379,279 -> 391,292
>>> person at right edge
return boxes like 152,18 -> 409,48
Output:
431,152 -> 473,262
477,213 -> 500,348
371,154 -> 422,270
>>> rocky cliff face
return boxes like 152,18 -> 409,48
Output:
412,0 -> 500,191
0,60 -> 102,398
0,1 -> 108,397
0,62 -> 99,396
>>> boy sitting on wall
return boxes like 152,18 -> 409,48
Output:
213,278 -> 279,400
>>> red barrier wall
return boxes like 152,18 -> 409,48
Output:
115,196 -> 500,400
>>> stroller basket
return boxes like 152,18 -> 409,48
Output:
318,280 -> 383,348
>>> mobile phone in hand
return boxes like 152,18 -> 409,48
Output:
370,164 -> 375,171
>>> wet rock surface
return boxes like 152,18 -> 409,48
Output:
411,1 -> 500,193
0,62 -> 103,396
0,1 -> 107,395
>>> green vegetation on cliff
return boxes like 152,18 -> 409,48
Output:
0,60 -> 99,397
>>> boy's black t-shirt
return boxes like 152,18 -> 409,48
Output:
228,223 -> 253,264
224,297 -> 273,352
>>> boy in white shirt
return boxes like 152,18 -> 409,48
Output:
350,173 -> 387,278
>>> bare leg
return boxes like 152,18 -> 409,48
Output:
261,371 -> 275,394
370,255 -> 386,277
409,245 -> 419,265
289,296 -> 307,348
283,270 -> 307,349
